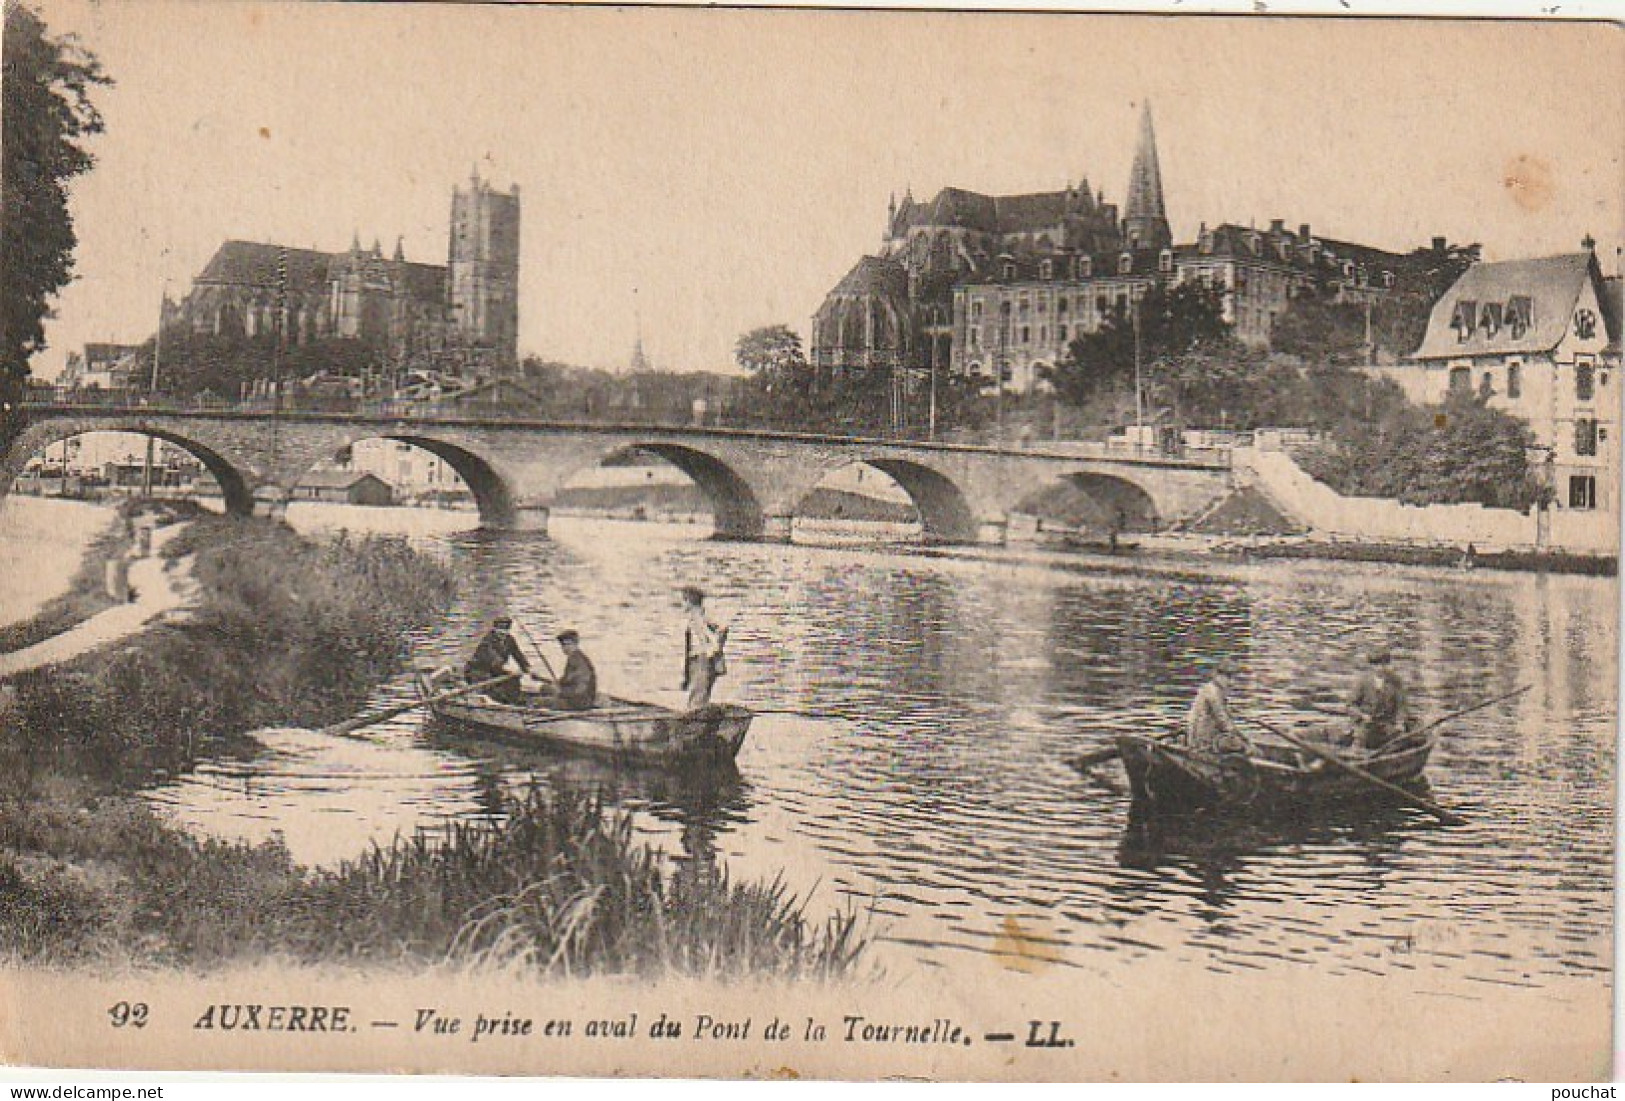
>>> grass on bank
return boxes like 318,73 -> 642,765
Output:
0,513 -> 456,786
0,778 -> 868,980
0,513 -> 871,979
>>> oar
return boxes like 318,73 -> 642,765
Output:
1244,714 -> 1467,826
1069,730 -> 1181,772
514,621 -> 560,683
319,673 -> 518,738
1418,685 -> 1531,735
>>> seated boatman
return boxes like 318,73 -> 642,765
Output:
1186,658 -> 1253,757
555,629 -> 598,711
464,615 -> 532,705
1347,647 -> 1412,753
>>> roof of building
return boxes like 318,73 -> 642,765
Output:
300,470 -> 391,490
958,246 -> 1175,287
434,378 -> 548,409
197,242 -> 334,292
83,342 -> 142,361
195,240 -> 447,300
1415,252 -> 1613,360
894,185 -> 1114,239
822,255 -> 910,302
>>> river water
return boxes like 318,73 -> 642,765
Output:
134,505 -> 1615,995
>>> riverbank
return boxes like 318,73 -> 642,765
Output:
0,514 -> 869,979
0,775 -> 864,979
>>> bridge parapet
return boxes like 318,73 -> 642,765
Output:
8,403 -> 1235,543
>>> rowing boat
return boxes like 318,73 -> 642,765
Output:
1113,727 -> 1435,819
415,666 -> 752,767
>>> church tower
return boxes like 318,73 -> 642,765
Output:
448,169 -> 521,371
1122,101 -> 1171,251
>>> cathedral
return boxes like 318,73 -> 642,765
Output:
812,104 -> 1414,394
169,171 -> 520,374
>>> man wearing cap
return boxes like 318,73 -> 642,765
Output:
1347,647 -> 1410,752
1186,658 -> 1251,757
679,586 -> 727,710
464,615 -> 532,705
554,629 -> 598,711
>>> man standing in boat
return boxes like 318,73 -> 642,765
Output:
1187,659 -> 1251,756
464,615 -> 532,705
1347,647 -> 1411,752
679,586 -> 727,711
554,629 -> 598,710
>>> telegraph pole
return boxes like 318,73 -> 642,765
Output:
141,280 -> 167,498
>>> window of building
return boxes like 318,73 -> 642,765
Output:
1116,293 -> 1129,313
1020,326 -> 1030,344
1383,271 -> 1396,289
1058,324 -> 1068,342
970,301 -> 982,321
1158,249 -> 1174,274
1479,371 -> 1495,399
1449,366 -> 1472,394
1039,326 -> 1047,343
1576,362 -> 1595,401
1575,418 -> 1599,457
1096,295 -> 1109,314
1077,256 -> 1092,279
1119,253 -> 1133,275
1040,260 -> 1053,280
1569,475 -> 1597,510
1037,299 -> 1047,314
1507,361 -> 1522,399
1057,297 -> 1069,315
1002,260 -> 1016,280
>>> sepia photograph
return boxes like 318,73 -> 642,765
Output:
0,0 -> 1619,1084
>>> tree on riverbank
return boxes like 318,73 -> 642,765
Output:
2,4 -> 110,447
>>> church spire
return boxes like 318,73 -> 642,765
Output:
1123,100 -> 1171,250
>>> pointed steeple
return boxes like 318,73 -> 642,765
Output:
1123,100 -> 1171,251
351,229 -> 361,253
393,236 -> 405,262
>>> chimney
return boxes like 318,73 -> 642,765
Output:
1299,223 -> 1311,241
1582,233 -> 1596,253
1432,236 -> 1447,253
1269,219 -> 1285,235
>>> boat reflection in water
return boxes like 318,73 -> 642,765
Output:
431,721 -> 752,878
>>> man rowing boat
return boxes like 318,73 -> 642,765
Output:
464,615 -> 532,705
1346,647 -> 1413,752
1186,659 -> 1253,757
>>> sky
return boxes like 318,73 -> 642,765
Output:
29,2 -> 1625,379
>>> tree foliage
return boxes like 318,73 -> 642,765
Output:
1297,388 -> 1546,511
1045,280 -> 1233,410
2,3 -> 111,445
1270,240 -> 1483,365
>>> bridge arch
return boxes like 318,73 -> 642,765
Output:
609,443 -> 765,540
1015,470 -> 1161,533
1,420 -> 256,516
297,433 -> 518,526
827,457 -> 978,543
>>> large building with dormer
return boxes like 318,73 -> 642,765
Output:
812,103 -> 1422,393
169,171 -> 520,373
1411,247 -> 1623,517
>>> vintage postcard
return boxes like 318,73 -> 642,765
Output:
0,1 -> 1619,1083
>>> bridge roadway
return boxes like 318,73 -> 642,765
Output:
5,403 -> 1235,544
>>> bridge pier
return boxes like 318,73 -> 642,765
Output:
507,507 -> 550,534
759,514 -> 795,543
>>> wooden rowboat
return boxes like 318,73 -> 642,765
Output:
415,667 -> 752,767
1114,727 -> 1435,819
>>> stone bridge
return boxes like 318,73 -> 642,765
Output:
4,405 -> 1235,544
